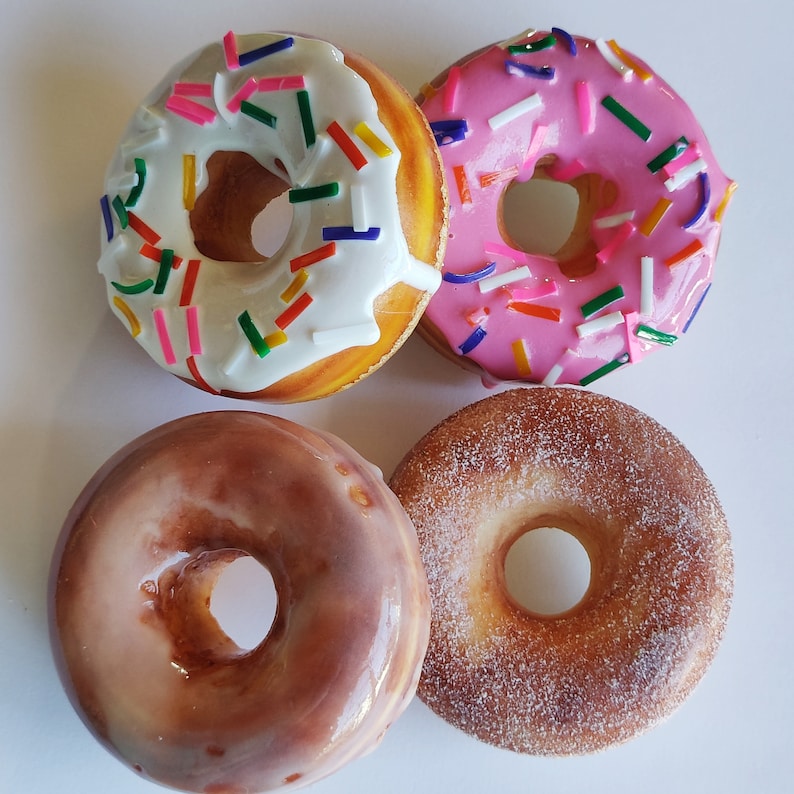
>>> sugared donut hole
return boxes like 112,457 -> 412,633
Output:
503,526 -> 592,617
209,554 -> 278,651
190,150 -> 293,263
499,157 -> 619,279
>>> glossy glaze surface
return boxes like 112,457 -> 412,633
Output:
50,412 -> 430,792
419,29 -> 735,386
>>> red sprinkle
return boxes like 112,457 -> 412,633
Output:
275,292 -> 313,329
127,212 -> 161,245
290,242 -> 336,272
327,121 -> 368,170
180,259 -> 201,306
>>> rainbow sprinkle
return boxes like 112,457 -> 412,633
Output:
100,195 -> 114,241
505,61 -> 555,80
647,137 -> 689,173
601,95 -> 652,141
186,305 -> 202,355
459,325 -> 487,354
453,164 -> 472,204
280,269 -> 309,303
635,324 -> 677,346
111,195 -> 128,229
240,100 -> 277,128
125,159 -> 147,207
111,278 -> 154,295
580,285 -> 625,318
580,353 -> 630,386
183,154 -> 196,210
290,241 -> 336,272
238,310 -> 271,357
327,121 -> 368,170
639,197 -> 673,236
275,292 -> 313,329
297,89 -> 316,147
508,33 -> 556,55
289,183 -> 339,203
238,36 -> 294,67
511,339 -> 532,376
152,308 -> 177,365
354,122 -> 393,157
683,283 -> 712,332
112,296 -> 141,337
153,249 -> 174,295
551,27 -> 577,55
443,262 -> 497,284
430,119 -> 468,146
179,260 -> 201,307
443,66 -> 462,113
322,226 -> 381,241
682,172 -> 711,229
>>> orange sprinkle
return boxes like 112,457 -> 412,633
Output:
639,197 -> 673,237
714,181 -> 737,223
112,296 -> 141,337
507,302 -> 562,322
453,164 -> 472,204
275,292 -> 313,329
607,40 -> 653,82
480,165 -> 520,189
511,339 -> 532,377
183,154 -> 196,210
665,239 -> 705,268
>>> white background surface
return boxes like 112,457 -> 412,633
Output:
1,1 -> 790,792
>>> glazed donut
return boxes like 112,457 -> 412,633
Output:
99,31 -> 447,402
389,387 -> 733,755
50,412 -> 430,792
417,28 -> 736,387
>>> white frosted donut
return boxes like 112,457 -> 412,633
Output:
50,412 -> 430,792
389,387 -> 733,755
99,32 -> 446,402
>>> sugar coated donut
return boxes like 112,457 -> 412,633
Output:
417,28 -> 736,387
389,387 -> 733,755
99,32 -> 447,402
50,412 -> 430,792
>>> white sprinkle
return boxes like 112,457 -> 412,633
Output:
97,234 -> 128,276
313,322 -> 380,347
350,183 -> 368,232
294,133 -> 330,186
400,257 -> 443,293
595,38 -> 632,79
576,310 -> 625,338
221,338 -> 252,375
594,211 -> 635,229
640,256 -> 655,316
213,72 -> 236,125
121,127 -> 164,158
488,94 -> 542,130
542,362 -> 565,386
664,158 -> 708,191
478,266 -> 531,293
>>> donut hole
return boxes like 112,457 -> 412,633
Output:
190,151 -> 293,263
209,554 -> 278,651
504,526 -> 592,616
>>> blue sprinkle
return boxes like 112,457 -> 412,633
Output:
551,27 -> 577,55
683,283 -> 712,333
238,36 -> 294,67
459,325 -> 487,355
100,195 -> 114,242
504,60 -> 555,80
682,172 -> 711,230
322,226 -> 381,241
430,119 -> 468,146
443,262 -> 497,284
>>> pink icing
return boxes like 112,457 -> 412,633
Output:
420,30 -> 735,386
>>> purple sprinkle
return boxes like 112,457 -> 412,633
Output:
551,27 -> 577,55
322,226 -> 381,241
504,60 -> 555,80
238,36 -> 294,67
682,172 -> 711,230
100,195 -> 114,241
683,283 -> 712,333
459,325 -> 487,355
443,261 -> 497,284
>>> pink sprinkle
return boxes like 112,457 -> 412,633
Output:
173,82 -> 213,97
623,311 -> 648,363
186,305 -> 202,356
165,95 -> 217,126
152,308 -> 177,365
575,81 -> 594,134
443,66 -> 462,114
596,221 -> 635,264
223,31 -> 240,70
518,124 -> 548,180
466,306 -> 490,326
509,281 -> 559,302
257,75 -> 306,92
549,158 -> 586,182
662,142 -> 701,179
226,77 -> 259,113
484,240 -> 531,264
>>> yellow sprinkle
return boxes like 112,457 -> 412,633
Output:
511,339 -> 532,377
607,40 -> 653,82
418,82 -> 438,101
264,330 -> 288,348
280,269 -> 309,304
639,197 -> 673,237
112,296 -> 141,337
354,121 -> 393,158
183,154 -> 196,210
714,181 -> 737,223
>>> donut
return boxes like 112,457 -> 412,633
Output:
49,412 -> 430,792
416,28 -> 736,387
99,31 -> 447,402
389,387 -> 733,755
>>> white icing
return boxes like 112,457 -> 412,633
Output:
100,32 -> 440,395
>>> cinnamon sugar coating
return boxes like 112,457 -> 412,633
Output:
50,412 -> 430,792
389,387 -> 732,756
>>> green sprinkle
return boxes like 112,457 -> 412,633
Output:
580,285 -> 625,318
240,100 -> 277,128
601,95 -> 652,141
647,137 -> 689,173
635,324 -> 678,346
125,158 -> 147,207
297,90 -> 316,147
288,183 -> 340,203
580,353 -> 630,386
153,248 -> 174,295
111,195 -> 129,229
508,33 -> 556,54
111,278 -> 154,295
238,310 -> 271,358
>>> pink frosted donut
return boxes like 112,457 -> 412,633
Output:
418,28 -> 736,387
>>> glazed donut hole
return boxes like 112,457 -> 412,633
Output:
499,156 -> 619,280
